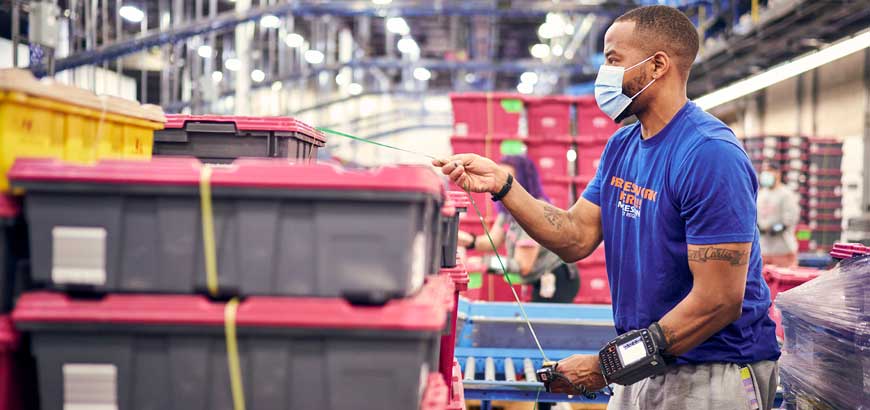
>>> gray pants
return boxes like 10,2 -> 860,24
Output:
607,361 -> 778,410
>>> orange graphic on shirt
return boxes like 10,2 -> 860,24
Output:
609,176 -> 658,218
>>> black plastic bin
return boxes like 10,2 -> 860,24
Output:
13,275 -> 453,410
154,115 -> 326,164
441,191 -> 470,269
10,158 -> 444,303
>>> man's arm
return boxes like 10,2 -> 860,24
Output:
657,242 -> 750,354
499,179 -> 603,263
435,154 -> 602,262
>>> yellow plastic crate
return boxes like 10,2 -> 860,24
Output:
0,69 -> 164,191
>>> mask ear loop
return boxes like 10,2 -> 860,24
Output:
626,54 -> 658,100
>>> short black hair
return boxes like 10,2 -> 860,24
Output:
614,5 -> 700,76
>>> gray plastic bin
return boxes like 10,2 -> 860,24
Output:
13,275 -> 453,410
154,115 -> 326,164
0,196 -> 21,313
10,158 -> 444,303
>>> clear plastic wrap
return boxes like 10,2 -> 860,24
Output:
776,254 -> 869,409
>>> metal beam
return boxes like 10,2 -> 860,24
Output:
34,2 -> 622,77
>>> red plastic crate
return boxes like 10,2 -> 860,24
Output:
764,265 -> 823,303
830,243 -> 870,260
576,140 -> 607,179
526,137 -> 574,179
420,373 -> 449,410
437,265 -> 468,388
541,176 -> 573,210
446,359 -> 466,409
577,244 -> 606,267
450,135 -> 507,160
0,316 -> 20,410
449,93 -> 525,138
575,96 -> 619,143
574,263 -> 611,304
523,96 -> 573,139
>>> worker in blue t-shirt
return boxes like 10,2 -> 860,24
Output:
434,5 -> 780,410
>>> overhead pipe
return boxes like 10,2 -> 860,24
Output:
33,2 -> 622,77
161,57 -> 592,112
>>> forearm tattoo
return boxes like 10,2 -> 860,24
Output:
662,324 -> 678,349
687,247 -> 748,266
542,204 -> 564,230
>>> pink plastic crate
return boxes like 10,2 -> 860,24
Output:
764,265 -> 823,303
450,135 -> 505,160
578,244 -> 606,267
574,264 -> 611,304
450,93 -> 525,138
523,96 -> 573,139
419,373 -> 449,410
0,316 -> 20,410
576,140 -> 607,179
575,96 -> 619,143
541,176 -> 572,210
526,137 -> 574,179
437,265 -> 468,388
446,359 -> 466,409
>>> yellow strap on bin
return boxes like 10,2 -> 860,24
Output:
224,297 -> 246,410
199,165 -> 219,297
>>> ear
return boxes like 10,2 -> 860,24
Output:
650,51 -> 670,79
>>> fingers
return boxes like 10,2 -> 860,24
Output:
448,161 -> 466,181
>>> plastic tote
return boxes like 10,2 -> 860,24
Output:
13,275 -> 454,410
154,115 -> 326,164
0,316 -> 21,410
0,69 -> 165,191
11,158 -> 445,304
0,197 -> 19,314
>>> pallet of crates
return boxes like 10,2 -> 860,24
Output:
777,250 -> 869,409
763,265 -> 823,340
153,115 -> 325,164
9,157 -> 462,410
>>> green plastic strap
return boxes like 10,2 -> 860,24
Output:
319,126 -> 551,363
316,127 -> 436,160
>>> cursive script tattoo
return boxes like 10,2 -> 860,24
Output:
687,247 -> 748,266
662,324 -> 678,350
543,204 -> 564,230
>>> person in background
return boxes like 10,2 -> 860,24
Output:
757,163 -> 800,267
458,155 -> 580,303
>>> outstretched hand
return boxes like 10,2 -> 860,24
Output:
432,154 -> 508,194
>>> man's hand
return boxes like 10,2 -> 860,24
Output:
549,354 -> 607,394
432,154 -> 508,194
457,231 -> 474,247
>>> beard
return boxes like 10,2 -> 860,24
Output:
614,72 -> 652,123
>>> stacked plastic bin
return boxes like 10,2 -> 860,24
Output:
777,245 -> 869,409
8,157 -> 464,410
741,135 -> 844,252
154,115 -> 326,164
0,195 -> 26,410
0,68 -> 165,192
763,265 -> 823,340
572,96 -> 617,305
804,138 -> 844,251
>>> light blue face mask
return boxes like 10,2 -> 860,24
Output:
594,55 -> 657,121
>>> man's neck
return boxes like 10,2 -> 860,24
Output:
636,87 -> 689,140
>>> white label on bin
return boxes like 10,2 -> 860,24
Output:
541,117 -> 557,128
52,226 -> 107,286
455,123 -> 469,137
411,232 -> 426,291
539,157 -> 555,169
419,363 -> 430,401
63,363 -> 118,410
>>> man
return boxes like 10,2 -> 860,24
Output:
757,163 -> 801,267
434,5 -> 780,410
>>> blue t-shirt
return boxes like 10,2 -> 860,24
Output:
582,101 -> 780,364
